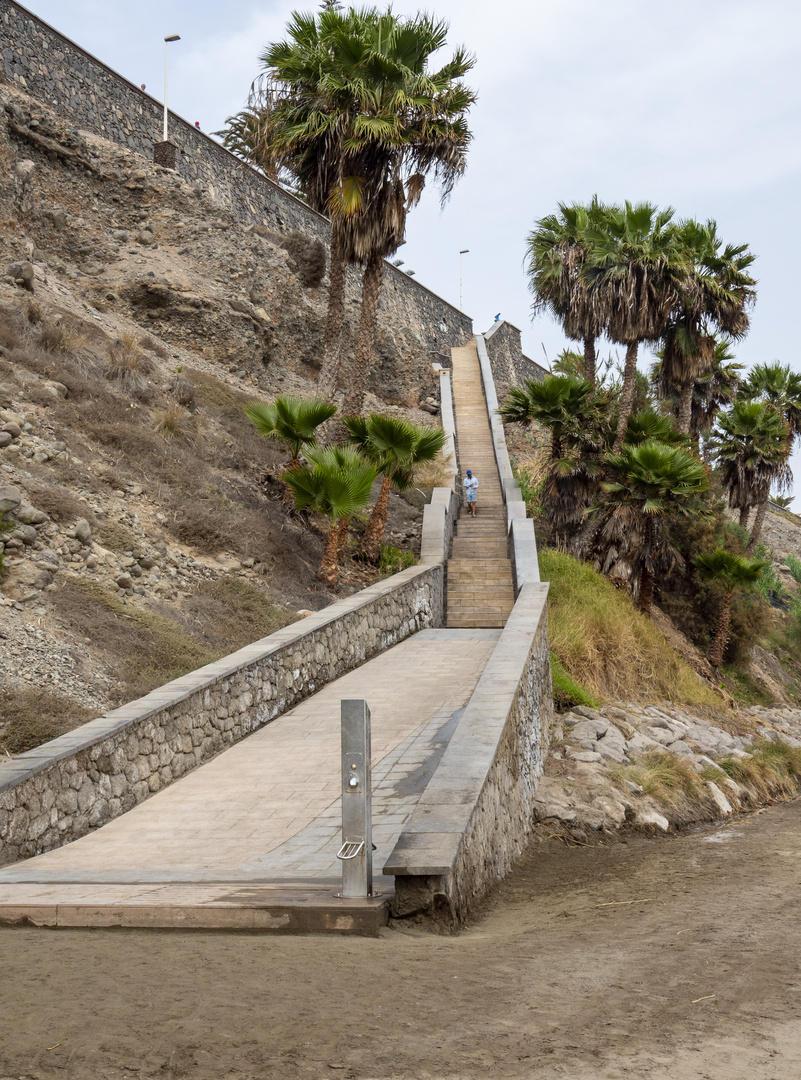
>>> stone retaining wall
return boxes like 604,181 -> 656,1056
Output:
386,583 -> 552,925
483,320 -> 548,399
0,556 -> 451,866
0,0 -> 473,363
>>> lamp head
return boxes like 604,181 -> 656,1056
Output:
164,34 -> 181,42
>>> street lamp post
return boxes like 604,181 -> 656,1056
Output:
459,249 -> 470,311
163,34 -> 181,142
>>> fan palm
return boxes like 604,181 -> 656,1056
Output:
500,375 -> 606,547
741,363 -> 801,441
622,411 -> 692,449
653,338 -> 743,446
710,400 -> 791,550
526,198 -> 615,386
599,440 -> 709,613
244,395 -> 337,468
499,375 -> 599,460
261,8 -> 476,411
658,221 -> 755,434
694,549 -> 768,668
284,444 -> 377,585
344,413 -> 446,561
584,202 -> 687,451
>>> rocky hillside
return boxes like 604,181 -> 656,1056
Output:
0,78 -> 440,744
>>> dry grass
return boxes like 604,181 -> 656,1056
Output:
36,320 -> 88,356
718,739 -> 801,802
172,578 -> 297,652
0,687 -> 98,755
540,549 -> 719,706
155,404 -> 197,441
413,449 -> 453,492
50,579 -> 217,704
47,576 -> 296,711
105,338 -> 154,398
614,750 -> 709,808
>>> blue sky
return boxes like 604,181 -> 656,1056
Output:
22,0 -> 801,499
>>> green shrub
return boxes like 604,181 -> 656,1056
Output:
784,553 -> 801,585
379,545 -> 416,578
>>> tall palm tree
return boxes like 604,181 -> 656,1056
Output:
584,202 -> 687,451
653,338 -> 743,446
343,414 -> 445,561
500,375 -> 606,547
694,549 -> 768,669
526,198 -> 615,386
710,400 -> 791,550
658,221 -> 755,435
598,440 -> 709,613
244,395 -> 337,468
741,362 -> 801,443
261,8 -> 476,411
284,445 -> 377,585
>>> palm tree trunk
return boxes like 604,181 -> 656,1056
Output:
707,591 -> 734,669
676,380 -> 694,435
638,517 -> 654,614
334,513 -> 350,563
746,498 -> 768,555
739,505 -> 751,530
360,475 -> 391,563
612,341 -> 639,452
318,519 -> 342,587
342,251 -> 384,417
318,230 -> 347,399
583,335 -> 596,387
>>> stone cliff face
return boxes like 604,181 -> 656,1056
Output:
0,77 -> 439,732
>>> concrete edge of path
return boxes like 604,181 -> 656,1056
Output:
385,581 -> 553,926
0,487 -> 459,865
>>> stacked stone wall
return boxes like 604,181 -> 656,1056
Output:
483,321 -> 548,398
387,583 -> 552,925
0,0 -> 473,363
0,563 -> 443,866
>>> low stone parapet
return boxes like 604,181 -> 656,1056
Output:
385,582 -> 552,926
0,484 -> 457,866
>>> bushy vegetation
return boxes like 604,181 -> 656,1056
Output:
509,197 -> 801,689
540,549 -> 718,705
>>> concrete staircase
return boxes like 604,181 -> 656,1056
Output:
446,339 -> 516,629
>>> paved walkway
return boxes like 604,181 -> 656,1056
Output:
447,338 -> 515,628
0,629 -> 499,931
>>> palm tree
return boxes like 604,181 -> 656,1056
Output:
244,395 -> 337,468
526,198 -> 615,386
741,362 -> 801,445
500,375 -> 606,547
711,400 -> 791,550
658,221 -> 755,435
284,445 -> 377,585
261,8 -> 476,411
694,549 -> 768,668
653,338 -> 743,447
343,414 -> 445,562
499,375 -> 599,459
599,440 -> 709,613
622,411 -> 692,449
584,202 -> 687,451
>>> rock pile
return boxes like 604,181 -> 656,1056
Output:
537,702 -> 801,838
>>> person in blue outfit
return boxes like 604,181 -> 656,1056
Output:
463,469 -> 479,516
